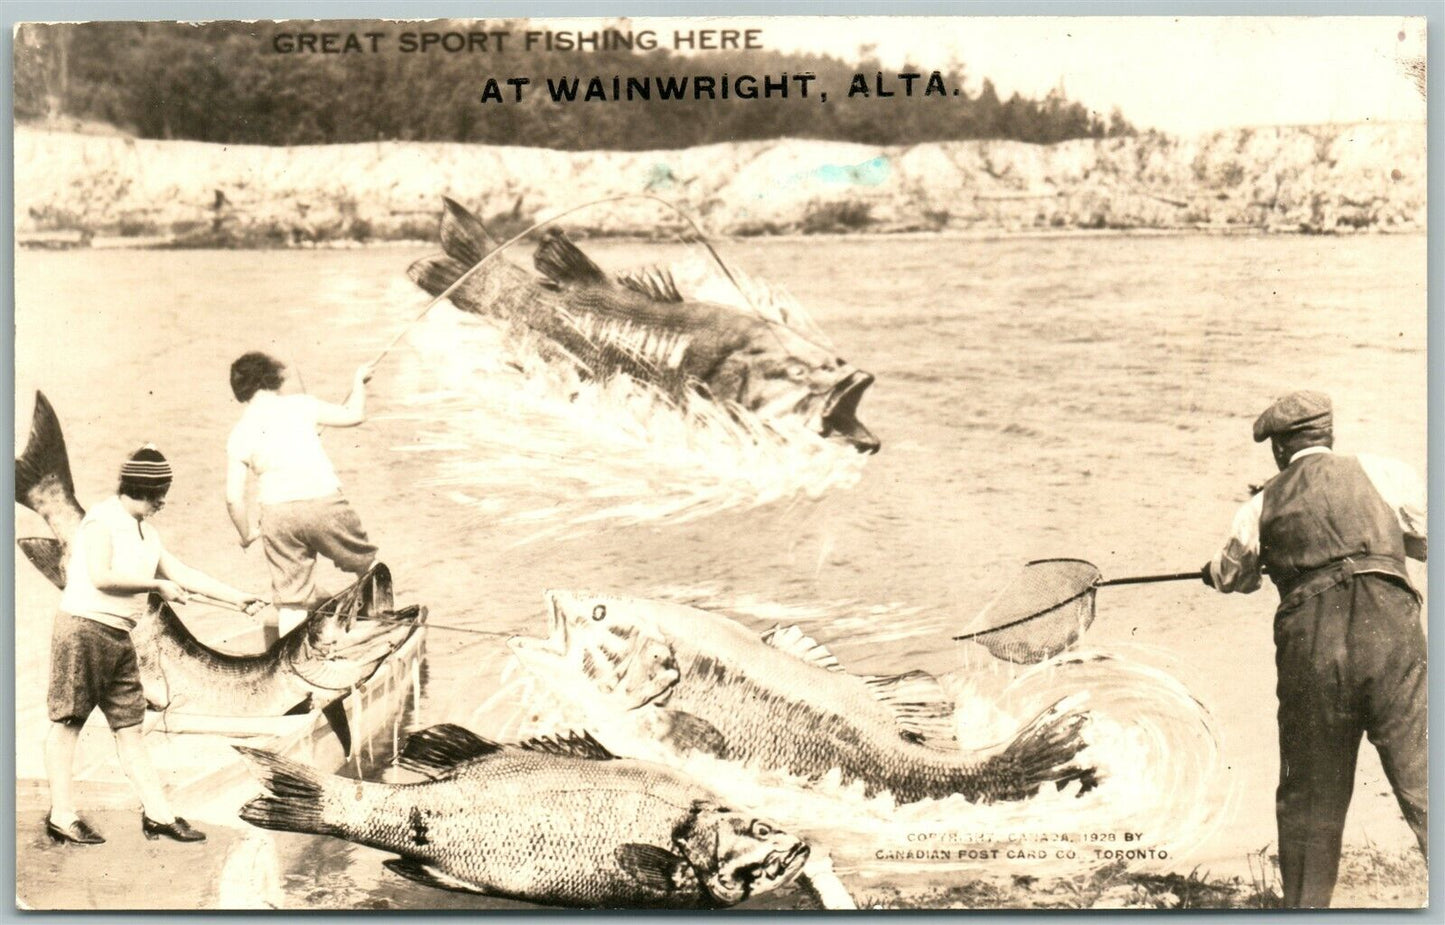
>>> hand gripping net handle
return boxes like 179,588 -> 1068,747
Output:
954,559 -> 1202,664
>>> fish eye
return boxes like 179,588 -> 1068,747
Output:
785,361 -> 807,380
750,821 -> 773,838
592,604 -> 607,622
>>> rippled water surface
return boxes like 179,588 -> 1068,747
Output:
14,232 -> 1427,908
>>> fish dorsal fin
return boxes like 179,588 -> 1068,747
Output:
760,625 -> 843,672
534,229 -> 608,287
616,266 -> 684,303
518,730 -> 616,761
398,723 -> 503,778
863,670 -> 958,747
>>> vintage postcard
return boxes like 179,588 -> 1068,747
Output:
11,13 -> 1429,912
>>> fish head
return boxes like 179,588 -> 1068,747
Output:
290,604 -> 422,689
718,322 -> 879,454
679,803 -> 810,905
509,591 -> 681,711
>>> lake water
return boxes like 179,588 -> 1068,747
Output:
13,232 -> 1427,909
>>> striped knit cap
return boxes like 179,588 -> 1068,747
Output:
119,444 -> 173,488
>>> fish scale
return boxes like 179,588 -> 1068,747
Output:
13,392 -> 421,738
407,198 -> 880,453
666,652 -> 1012,803
238,737 -> 809,909
514,592 -> 1097,807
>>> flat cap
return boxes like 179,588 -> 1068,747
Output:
1253,390 -> 1333,443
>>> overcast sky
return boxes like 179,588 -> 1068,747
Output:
644,16 -> 1426,135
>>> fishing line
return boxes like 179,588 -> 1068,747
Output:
150,619 -> 178,732
359,615 -> 511,638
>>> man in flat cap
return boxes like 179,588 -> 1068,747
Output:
1202,390 -> 1427,907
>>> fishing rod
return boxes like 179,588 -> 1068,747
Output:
367,192 -> 759,371
181,592 -> 269,612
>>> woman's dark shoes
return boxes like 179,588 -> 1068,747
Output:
141,815 -> 206,842
46,815 -> 105,845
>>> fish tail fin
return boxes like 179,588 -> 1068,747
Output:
406,254 -> 472,298
17,537 -> 66,589
971,700 -> 1097,803
406,198 -> 496,296
234,746 -> 342,838
15,391 -> 75,512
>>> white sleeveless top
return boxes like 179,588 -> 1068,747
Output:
59,496 -> 163,632
227,392 -> 343,505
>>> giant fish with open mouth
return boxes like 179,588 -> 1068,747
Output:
407,198 -> 880,453
238,724 -> 810,909
509,591 -> 1098,806
14,391 -> 424,754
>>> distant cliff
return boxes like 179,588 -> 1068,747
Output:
14,122 -> 1424,246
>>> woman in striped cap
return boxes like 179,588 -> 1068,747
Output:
44,446 -> 266,846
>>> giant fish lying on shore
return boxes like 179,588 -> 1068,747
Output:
407,198 -> 880,453
510,592 -> 1098,806
238,724 -> 810,909
14,391 -> 423,754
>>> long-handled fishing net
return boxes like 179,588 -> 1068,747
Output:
954,558 -> 1202,664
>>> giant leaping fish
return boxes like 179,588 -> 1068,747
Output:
407,197 -> 880,453
511,591 -> 1100,806
14,391 -> 423,755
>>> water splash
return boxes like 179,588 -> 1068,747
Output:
465,638 -> 1228,896
386,298 -> 865,540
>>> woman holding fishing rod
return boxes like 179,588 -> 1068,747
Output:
225,352 -> 379,644
1201,390 -> 1427,909
46,447 -> 267,846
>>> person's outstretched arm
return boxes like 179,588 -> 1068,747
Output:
157,548 -> 265,612
314,363 -> 375,428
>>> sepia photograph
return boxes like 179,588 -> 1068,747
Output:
9,9 -> 1431,912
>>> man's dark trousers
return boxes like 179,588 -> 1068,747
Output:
1273,572 -> 1427,907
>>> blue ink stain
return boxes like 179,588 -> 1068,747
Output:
811,156 -> 891,187
645,163 -> 677,191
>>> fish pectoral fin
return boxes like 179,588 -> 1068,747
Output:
760,625 -> 844,672
17,537 -> 66,589
533,229 -> 608,287
658,710 -> 728,759
398,723 -> 503,778
383,858 -> 489,895
615,844 -> 691,893
322,700 -> 353,758
518,730 -> 617,761
863,670 -> 959,748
